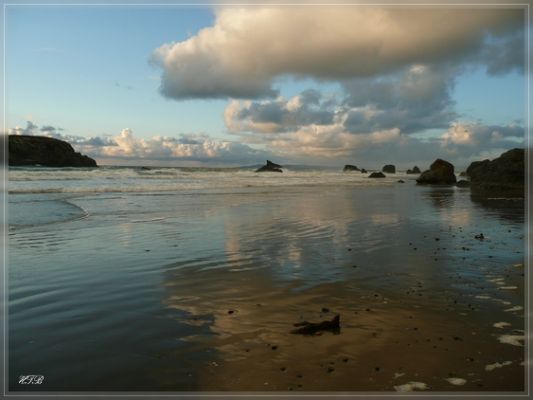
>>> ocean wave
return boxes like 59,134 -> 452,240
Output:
8,167 -> 412,194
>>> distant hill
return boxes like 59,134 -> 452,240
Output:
9,135 -> 97,167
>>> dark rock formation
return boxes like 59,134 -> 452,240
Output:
397,179 -> 405,183
343,164 -> 360,172
369,172 -> 386,178
9,135 -> 97,167
291,314 -> 340,335
406,166 -> 421,174
382,164 -> 396,173
466,148 -> 524,192
416,159 -> 456,185
256,160 -> 283,173
360,168 -> 367,173
456,180 -> 470,187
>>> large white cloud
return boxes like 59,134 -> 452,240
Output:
152,6 -> 523,99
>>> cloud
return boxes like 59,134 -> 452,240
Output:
224,89 -> 337,133
152,6 -> 523,100
78,128 -> 270,164
40,125 -> 64,133
474,30 -> 525,75
441,122 -> 523,147
225,65 -> 457,137
9,121 -> 115,147
341,64 -> 458,133
9,121 -> 38,136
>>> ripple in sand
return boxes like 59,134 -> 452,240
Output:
498,334 -> 524,347
485,361 -> 512,371
493,322 -> 511,329
446,377 -> 467,386
393,381 -> 428,392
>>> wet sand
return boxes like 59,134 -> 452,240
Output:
159,258 -> 524,392
8,183 -> 525,392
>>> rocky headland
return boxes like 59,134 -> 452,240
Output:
9,135 -> 97,167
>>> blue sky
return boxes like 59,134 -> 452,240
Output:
6,5 -> 527,167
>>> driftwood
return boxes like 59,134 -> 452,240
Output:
291,314 -> 340,335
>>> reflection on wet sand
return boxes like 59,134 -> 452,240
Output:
9,184 -> 525,392
161,262 -> 524,391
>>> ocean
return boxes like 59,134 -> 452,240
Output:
7,165 -> 525,392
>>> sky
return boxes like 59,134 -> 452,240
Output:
5,5 -> 527,169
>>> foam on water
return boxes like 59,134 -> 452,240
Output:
493,322 -> 511,329
445,377 -> 467,385
498,334 -> 524,346
393,381 -> 428,392
504,306 -> 523,312
485,361 -> 512,371
9,166 -> 411,194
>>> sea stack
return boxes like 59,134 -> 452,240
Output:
256,160 -> 283,173
416,159 -> 456,184
343,164 -> 360,172
382,164 -> 396,173
369,172 -> 386,178
466,148 -> 524,192
9,135 -> 97,167
406,166 -> 421,174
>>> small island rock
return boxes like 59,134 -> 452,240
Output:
343,164 -> 360,172
416,159 -> 456,185
256,160 -> 283,173
382,164 -> 396,173
406,166 -> 421,174
369,172 -> 386,178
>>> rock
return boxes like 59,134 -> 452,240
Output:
343,164 -> 360,172
456,180 -> 470,187
369,172 -> 386,178
406,166 -> 421,174
256,160 -> 283,173
466,148 -> 524,192
397,180 -> 405,183
360,168 -> 368,173
382,164 -> 396,173
9,135 -> 97,167
291,314 -> 340,335
474,233 -> 485,240
416,159 -> 456,185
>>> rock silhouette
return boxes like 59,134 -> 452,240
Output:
256,160 -> 283,173
9,135 -> 97,167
